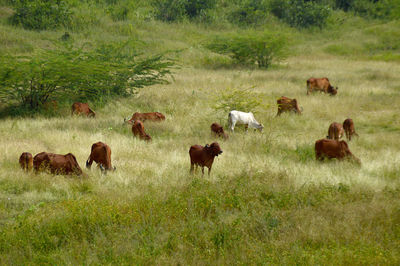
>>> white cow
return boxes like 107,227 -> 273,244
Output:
228,110 -> 264,132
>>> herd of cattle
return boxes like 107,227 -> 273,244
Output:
17,77 -> 361,177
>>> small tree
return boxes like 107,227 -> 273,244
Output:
212,87 -> 263,114
0,43 -> 175,112
206,31 -> 287,68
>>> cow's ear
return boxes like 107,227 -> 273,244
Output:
205,144 -> 209,148
293,99 -> 297,103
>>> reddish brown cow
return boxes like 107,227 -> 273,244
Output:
327,122 -> 344,140
307,77 -> 338,96
86,142 -> 115,172
343,118 -> 359,141
71,102 -> 96,117
19,152 -> 33,172
276,96 -> 302,116
125,112 -> 165,124
211,123 -> 228,139
132,120 -> 152,141
189,142 -> 223,176
33,152 -> 84,176
315,139 -> 360,164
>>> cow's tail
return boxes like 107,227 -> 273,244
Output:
228,112 -> 232,128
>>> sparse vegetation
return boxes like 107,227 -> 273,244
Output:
0,0 -> 399,264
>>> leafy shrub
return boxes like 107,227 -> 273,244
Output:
270,0 -> 331,28
0,42 -> 175,113
9,0 -> 73,30
152,0 -> 215,21
206,31 -> 287,68
212,87 -> 262,114
227,0 -> 269,26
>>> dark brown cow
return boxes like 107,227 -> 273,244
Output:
86,142 -> 115,172
343,118 -> 359,141
276,96 -> 302,116
307,77 -> 338,96
327,122 -> 344,140
125,112 -> 165,124
19,152 -> 33,172
132,120 -> 152,141
71,102 -> 96,117
315,139 -> 360,164
33,152 -> 84,176
189,142 -> 223,176
211,123 -> 228,139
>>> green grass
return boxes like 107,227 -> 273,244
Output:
0,3 -> 400,264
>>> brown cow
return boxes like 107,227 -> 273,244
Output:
189,142 -> 223,176
307,77 -> 338,96
343,118 -> 359,141
124,112 -> 165,124
71,102 -> 96,117
327,122 -> 344,140
211,123 -> 228,139
33,152 -> 84,176
86,142 -> 116,172
19,152 -> 33,172
132,120 -> 152,141
315,139 -> 360,164
276,96 -> 302,116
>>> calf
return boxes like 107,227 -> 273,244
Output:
276,96 -> 302,116
19,152 -> 33,172
327,122 -> 344,140
307,77 -> 338,96
211,123 -> 228,139
33,152 -> 84,176
71,102 -> 96,117
343,118 -> 358,141
228,110 -> 264,132
124,112 -> 165,124
86,142 -> 116,172
315,139 -> 360,164
132,120 -> 152,141
189,142 -> 223,176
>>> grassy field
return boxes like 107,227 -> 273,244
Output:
1,3 -> 400,264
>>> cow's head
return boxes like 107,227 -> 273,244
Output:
328,86 -> 338,96
144,134 -> 152,142
66,153 -> 83,176
206,142 -> 223,156
124,117 -> 134,125
292,99 -> 302,114
257,123 -> 264,132
88,110 -> 96,118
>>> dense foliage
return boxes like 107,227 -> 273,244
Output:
9,0 -> 72,30
0,43 -> 174,111
206,32 -> 287,68
152,0 -> 215,21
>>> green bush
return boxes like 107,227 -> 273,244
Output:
152,0 -> 215,21
206,31 -> 287,68
227,0 -> 269,26
212,87 -> 262,114
270,0 -> 331,28
8,0 -> 73,30
0,42 -> 175,113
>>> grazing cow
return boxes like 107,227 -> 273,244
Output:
327,122 -> 344,140
315,139 -> 360,164
276,96 -> 302,116
228,110 -> 264,132
211,123 -> 228,139
124,112 -> 165,124
71,102 -> 96,117
343,118 -> 359,141
306,77 -> 338,96
33,152 -> 84,176
19,152 -> 33,172
132,120 -> 152,141
86,142 -> 116,172
189,142 -> 223,176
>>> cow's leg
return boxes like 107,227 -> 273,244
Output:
201,167 -> 205,176
208,166 -> 212,176
230,121 -> 236,132
245,124 -> 249,133
190,163 -> 194,174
